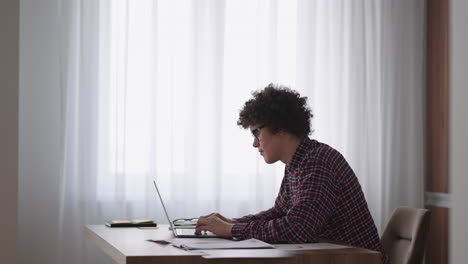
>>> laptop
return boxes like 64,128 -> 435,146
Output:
153,180 -> 219,238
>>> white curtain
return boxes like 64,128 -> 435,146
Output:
19,0 -> 425,263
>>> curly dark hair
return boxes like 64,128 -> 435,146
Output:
237,84 -> 313,137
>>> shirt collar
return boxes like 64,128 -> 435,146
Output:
288,136 -> 314,170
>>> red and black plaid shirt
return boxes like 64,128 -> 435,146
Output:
232,137 -> 389,264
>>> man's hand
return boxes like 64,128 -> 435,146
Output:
195,213 -> 238,238
199,212 -> 239,224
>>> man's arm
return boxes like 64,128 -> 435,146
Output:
235,175 -> 289,223
235,207 -> 285,223
195,176 -> 290,237
231,166 -> 337,243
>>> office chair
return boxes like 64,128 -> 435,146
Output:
381,207 -> 431,264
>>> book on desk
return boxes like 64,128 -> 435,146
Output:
105,220 -> 157,228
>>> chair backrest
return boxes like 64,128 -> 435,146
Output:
381,207 -> 431,264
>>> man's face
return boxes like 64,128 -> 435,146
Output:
249,124 -> 282,164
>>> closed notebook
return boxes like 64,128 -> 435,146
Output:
105,220 -> 157,228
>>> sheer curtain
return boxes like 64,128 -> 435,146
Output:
23,0 -> 425,263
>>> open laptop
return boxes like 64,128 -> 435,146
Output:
153,180 -> 219,238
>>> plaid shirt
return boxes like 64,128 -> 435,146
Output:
232,137 -> 389,264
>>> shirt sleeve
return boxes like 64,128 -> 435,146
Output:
235,207 -> 284,223
231,164 -> 337,243
234,176 -> 289,223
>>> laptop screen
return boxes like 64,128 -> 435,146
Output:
153,180 -> 178,237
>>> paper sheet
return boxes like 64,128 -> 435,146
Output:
274,243 -> 352,251
171,238 -> 275,250
148,238 -> 352,252
199,249 -> 295,259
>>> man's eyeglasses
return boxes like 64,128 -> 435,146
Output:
251,124 -> 266,141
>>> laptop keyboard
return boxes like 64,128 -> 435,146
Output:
177,229 -> 215,236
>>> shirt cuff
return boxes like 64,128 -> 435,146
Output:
231,223 -> 248,239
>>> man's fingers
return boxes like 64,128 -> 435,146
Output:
195,218 -> 210,233
194,216 -> 233,238
195,216 -> 221,231
199,212 -> 218,219
199,214 -> 210,219
195,217 -> 211,230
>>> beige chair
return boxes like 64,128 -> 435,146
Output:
381,207 -> 431,264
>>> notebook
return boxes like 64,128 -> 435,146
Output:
105,220 -> 157,228
153,180 -> 219,238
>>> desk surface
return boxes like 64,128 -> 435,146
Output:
84,224 -> 382,264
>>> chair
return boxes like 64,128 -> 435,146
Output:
381,207 -> 431,264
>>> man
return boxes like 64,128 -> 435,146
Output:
195,84 -> 389,264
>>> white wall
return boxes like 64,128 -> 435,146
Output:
450,0 -> 468,263
18,1 -> 63,263
0,0 -> 19,263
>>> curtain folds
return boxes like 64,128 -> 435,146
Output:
20,1 -> 425,263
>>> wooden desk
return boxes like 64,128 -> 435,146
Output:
84,225 -> 381,264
